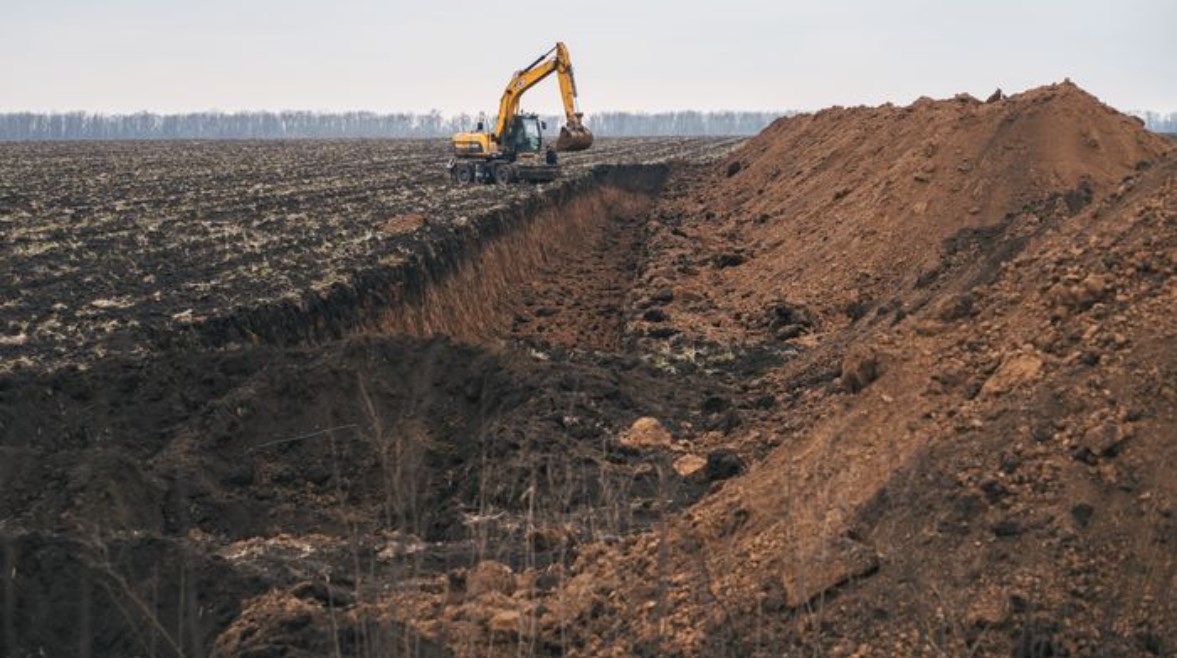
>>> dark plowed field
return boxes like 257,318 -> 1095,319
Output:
0,138 -> 740,372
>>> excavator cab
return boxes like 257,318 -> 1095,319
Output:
507,114 -> 544,154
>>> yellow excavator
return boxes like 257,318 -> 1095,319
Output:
448,42 -> 593,184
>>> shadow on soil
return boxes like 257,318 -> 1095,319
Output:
0,165 -> 758,657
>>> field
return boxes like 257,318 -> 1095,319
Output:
3,85 -> 1177,658
0,137 -> 740,371
1,137 -> 752,657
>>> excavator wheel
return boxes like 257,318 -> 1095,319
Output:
453,162 -> 475,185
493,163 -> 514,185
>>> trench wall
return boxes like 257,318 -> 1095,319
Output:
164,165 -> 669,350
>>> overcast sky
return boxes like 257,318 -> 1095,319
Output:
2,0 -> 1173,115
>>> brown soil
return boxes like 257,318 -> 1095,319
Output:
3,84 -> 1176,658
473,82 -> 1174,657
645,82 -> 1169,346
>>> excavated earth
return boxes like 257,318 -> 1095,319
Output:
3,84 -> 1177,658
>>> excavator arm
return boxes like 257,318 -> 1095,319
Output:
493,42 -> 593,152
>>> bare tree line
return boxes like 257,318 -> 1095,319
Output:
3,109 -> 1170,141
1132,110 -> 1177,134
0,110 -> 788,141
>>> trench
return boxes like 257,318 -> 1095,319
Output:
170,164 -> 670,353
3,165 -> 733,658
384,182 -> 652,350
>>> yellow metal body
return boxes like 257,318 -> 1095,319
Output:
452,131 -> 493,156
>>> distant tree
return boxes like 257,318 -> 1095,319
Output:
1131,110 -> 1177,133
0,110 -> 792,140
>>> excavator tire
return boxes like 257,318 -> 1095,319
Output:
493,162 -> 514,185
453,162 -> 475,185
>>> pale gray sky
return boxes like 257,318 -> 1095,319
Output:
1,0 -> 1173,115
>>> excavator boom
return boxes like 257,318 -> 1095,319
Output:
494,42 -> 593,152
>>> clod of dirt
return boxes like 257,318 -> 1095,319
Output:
380,212 -> 426,234
701,394 -> 731,414
641,308 -> 670,323
1070,503 -> 1095,528
290,580 -> 356,608
650,286 -> 675,304
620,416 -> 673,449
712,252 -> 747,269
779,537 -> 880,610
673,454 -> 707,477
840,346 -> 882,393
981,352 -> 1044,396
704,449 -> 745,481
489,609 -> 525,641
933,291 -> 978,321
1053,273 -> 1112,311
467,561 -> 516,598
768,301 -> 816,331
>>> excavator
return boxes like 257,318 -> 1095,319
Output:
448,42 -> 593,184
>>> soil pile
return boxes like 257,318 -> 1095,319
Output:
603,88 -> 1174,655
643,81 -> 1170,343
393,83 -> 1177,656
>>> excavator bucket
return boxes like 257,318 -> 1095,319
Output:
556,124 -> 594,152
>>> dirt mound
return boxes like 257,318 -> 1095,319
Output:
385,83 -> 1177,656
646,81 -> 1171,343
591,87 -> 1176,655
